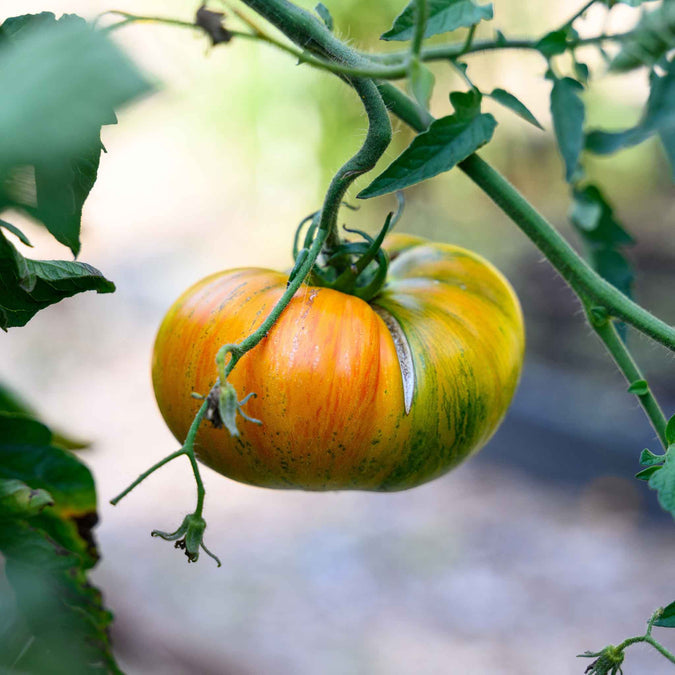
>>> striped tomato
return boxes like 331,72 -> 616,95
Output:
151,234 -> 525,491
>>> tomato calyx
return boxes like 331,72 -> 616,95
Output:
291,194 -> 404,302
202,381 -> 261,437
151,513 -> 222,566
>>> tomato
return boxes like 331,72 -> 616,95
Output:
151,234 -> 525,491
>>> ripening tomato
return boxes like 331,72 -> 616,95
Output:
151,234 -> 525,491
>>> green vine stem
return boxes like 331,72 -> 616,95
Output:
584,302 -> 668,447
580,608 -> 675,671
411,0 -> 428,61
234,0 -> 675,355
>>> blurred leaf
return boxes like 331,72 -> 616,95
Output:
636,465 -> 661,480
358,112 -> 496,198
574,61 -> 590,84
0,229 -> 115,330
586,60 -> 675,158
628,380 -> 649,395
315,3 -> 334,31
653,601 -> 675,628
648,446 -> 675,516
381,0 -> 493,42
569,185 -> 634,247
488,88 -> 543,129
640,448 -> 665,466
659,126 -> 675,180
610,2 -> 675,72
667,414 -> 675,446
409,59 -> 435,109
0,478 -> 54,519
0,219 -> 31,246
449,87 -> 482,118
535,30 -> 568,58
0,12 -> 151,255
550,77 -> 585,182
0,412 -> 118,674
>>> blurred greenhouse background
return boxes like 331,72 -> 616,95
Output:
2,0 -> 675,673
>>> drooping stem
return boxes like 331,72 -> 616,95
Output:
216,76 -> 392,378
584,304 -> 668,447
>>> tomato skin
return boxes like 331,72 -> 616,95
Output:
151,234 -> 525,491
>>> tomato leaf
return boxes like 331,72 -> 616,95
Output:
0,229 -> 115,330
0,13 -> 151,256
569,185 -> 634,248
0,219 -> 32,247
488,88 -> 543,130
535,30 -> 568,58
658,125 -> 675,181
381,0 -> 493,42
647,446 -> 675,517
639,448 -> 665,467
666,415 -> 675,446
315,3 -> 334,31
0,412 -> 120,674
409,59 -> 436,109
627,380 -> 649,395
358,112 -> 496,198
550,77 -> 585,182
586,59 -> 675,157
589,248 -> 634,300
636,465 -> 662,481
653,601 -> 675,628
609,2 -> 675,72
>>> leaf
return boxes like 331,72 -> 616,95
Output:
574,61 -> 590,84
449,87 -> 482,118
648,446 -> 675,517
628,379 -> 649,395
488,88 -> 543,130
550,77 -> 585,182
535,30 -> 568,58
667,414 -> 675,446
381,0 -> 493,42
586,60 -> 675,158
610,2 -> 675,72
0,410 -> 119,673
0,229 -> 115,330
409,59 -> 436,109
640,448 -> 665,466
658,126 -> 675,180
569,185 -> 634,248
0,219 -> 32,246
358,113 -> 497,199
315,3 -> 334,31
653,601 -> 675,628
636,465 -> 662,481
0,13 -> 151,255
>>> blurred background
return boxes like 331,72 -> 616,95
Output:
2,0 -> 675,673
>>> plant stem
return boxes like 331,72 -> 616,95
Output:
182,399 -> 210,516
216,76 -> 391,379
585,305 -> 668,447
110,447 -> 185,505
564,0 -> 598,29
411,0 -> 428,61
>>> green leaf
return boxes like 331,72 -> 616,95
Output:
535,30 -> 568,58
0,229 -> 115,330
628,379 -> 649,395
488,88 -> 543,130
610,2 -> 675,72
0,219 -> 32,247
315,3 -> 334,31
569,185 -> 634,248
636,465 -> 661,480
658,126 -> 675,180
574,61 -> 590,84
586,60 -> 675,157
648,446 -> 675,516
381,0 -> 493,42
358,112 -> 497,199
640,448 -> 665,467
0,478 -> 54,518
409,59 -> 436,109
0,13 -> 150,255
449,87 -> 482,118
653,601 -> 675,628
0,408 -> 119,673
666,414 -> 675,446
550,77 -> 585,182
